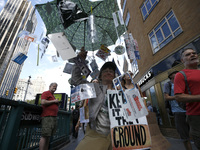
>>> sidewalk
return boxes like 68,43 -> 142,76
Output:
60,128 -> 198,150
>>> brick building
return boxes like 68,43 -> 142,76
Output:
121,0 -> 200,128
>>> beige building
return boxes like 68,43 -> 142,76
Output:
121,0 -> 200,128
13,76 -> 46,101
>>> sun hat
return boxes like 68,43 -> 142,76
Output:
98,62 -> 116,80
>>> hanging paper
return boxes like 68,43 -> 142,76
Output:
71,83 -> 96,103
90,69 -> 100,79
48,32 -> 76,60
12,52 -> 28,65
52,55 -> 58,62
90,59 -> 98,71
107,90 -> 151,150
124,33 -> 136,60
123,56 -> 128,73
134,39 -> 141,59
63,63 -> 74,74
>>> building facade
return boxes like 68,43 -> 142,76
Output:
121,0 -> 200,127
13,76 -> 46,101
0,0 -> 37,99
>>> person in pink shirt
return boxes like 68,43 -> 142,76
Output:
174,48 -> 200,149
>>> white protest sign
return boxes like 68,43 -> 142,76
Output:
107,90 -> 151,150
71,83 -> 96,103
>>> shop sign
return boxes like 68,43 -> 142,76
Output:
138,70 -> 153,87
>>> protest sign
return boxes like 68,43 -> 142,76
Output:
71,83 -> 96,103
107,90 -> 151,150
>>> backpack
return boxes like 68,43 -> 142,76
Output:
178,71 -> 190,110
72,108 -> 79,120
165,81 -> 174,116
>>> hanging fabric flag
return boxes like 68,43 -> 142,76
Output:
52,55 -> 58,62
24,34 -> 37,42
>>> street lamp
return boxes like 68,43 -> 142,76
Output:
23,76 -> 31,101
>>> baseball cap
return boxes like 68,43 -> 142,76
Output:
168,70 -> 178,79
98,62 -> 116,80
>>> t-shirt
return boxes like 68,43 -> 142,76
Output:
174,69 -> 200,115
164,81 -> 185,113
41,91 -> 59,117
96,94 -> 110,135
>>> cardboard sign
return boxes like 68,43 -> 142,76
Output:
71,83 -> 96,103
107,90 -> 151,149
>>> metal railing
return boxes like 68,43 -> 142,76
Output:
0,98 -> 71,150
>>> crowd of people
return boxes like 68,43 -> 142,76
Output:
38,47 -> 200,150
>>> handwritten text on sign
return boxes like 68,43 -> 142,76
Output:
107,90 -> 151,149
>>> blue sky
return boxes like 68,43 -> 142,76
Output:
0,0 -> 127,95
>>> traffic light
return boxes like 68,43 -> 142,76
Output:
14,87 -> 18,94
6,90 -> 9,96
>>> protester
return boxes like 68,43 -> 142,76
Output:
164,70 -> 192,150
174,48 -> 200,149
71,47 -> 116,149
39,83 -> 60,150
72,103 -> 80,138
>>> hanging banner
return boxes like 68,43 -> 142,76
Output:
96,45 -> 111,61
107,90 -> 151,150
71,83 -> 96,103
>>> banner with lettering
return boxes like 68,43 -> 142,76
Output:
107,90 -> 151,150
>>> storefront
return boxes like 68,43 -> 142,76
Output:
137,36 -> 200,127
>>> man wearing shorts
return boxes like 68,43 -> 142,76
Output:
174,48 -> 200,149
39,83 -> 60,150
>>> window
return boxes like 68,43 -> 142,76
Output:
125,11 -> 130,26
122,0 -> 127,13
149,10 -> 182,53
140,0 -> 159,20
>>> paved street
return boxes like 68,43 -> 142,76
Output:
60,128 -> 198,150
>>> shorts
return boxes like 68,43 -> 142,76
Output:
75,125 -> 112,150
186,115 -> 200,149
41,116 -> 57,137
174,112 -> 190,141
